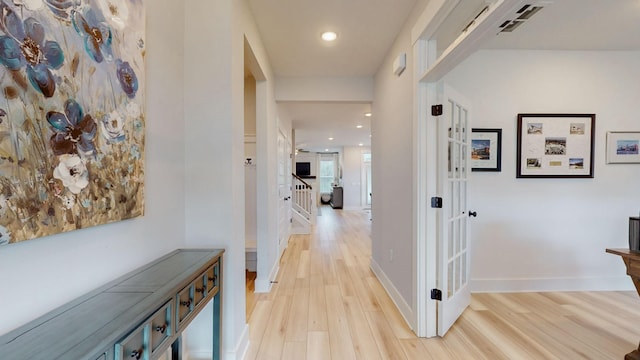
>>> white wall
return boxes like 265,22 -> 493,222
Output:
444,50 -> 640,292
184,0 -> 279,357
276,77 -> 374,102
371,1 -> 427,314
245,76 -> 257,245
0,0 -> 186,336
295,152 -> 318,177
342,146 -> 370,210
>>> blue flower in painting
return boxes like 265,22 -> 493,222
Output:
116,59 -> 138,99
0,225 -> 10,245
0,5 -> 64,97
130,144 -> 140,160
71,8 -> 112,63
46,99 -> 97,157
100,110 -> 126,143
44,0 -> 81,20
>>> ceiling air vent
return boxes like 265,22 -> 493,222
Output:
499,3 -> 546,33
517,5 -> 543,20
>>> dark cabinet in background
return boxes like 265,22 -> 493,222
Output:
330,186 -> 343,209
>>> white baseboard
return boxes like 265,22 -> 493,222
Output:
471,276 -> 635,293
255,261 -> 279,293
369,258 -> 414,330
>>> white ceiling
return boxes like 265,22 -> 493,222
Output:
247,0 -> 640,152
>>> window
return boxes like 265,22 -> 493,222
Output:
319,156 -> 336,193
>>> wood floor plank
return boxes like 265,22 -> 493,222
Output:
306,331 -> 331,360
308,273 -> 328,331
246,207 -> 640,360
324,284 -> 357,360
281,341 -> 306,360
255,295 -> 292,360
365,276 -> 414,340
399,338 -> 435,360
342,295 -> 383,360
365,310 -> 408,359
285,286 -> 310,342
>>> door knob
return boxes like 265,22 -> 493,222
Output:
468,211 -> 477,217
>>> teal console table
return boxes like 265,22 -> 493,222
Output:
0,249 -> 224,360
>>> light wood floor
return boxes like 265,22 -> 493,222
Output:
245,206 -> 640,359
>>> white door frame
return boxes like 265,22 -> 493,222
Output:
412,0 -> 526,337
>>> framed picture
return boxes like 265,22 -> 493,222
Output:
471,129 -> 502,172
606,131 -> 640,164
516,114 -> 595,178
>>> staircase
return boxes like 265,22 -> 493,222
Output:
291,174 -> 317,234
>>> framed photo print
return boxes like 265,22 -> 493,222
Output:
516,114 -> 595,178
606,131 -> 640,164
471,129 -> 502,172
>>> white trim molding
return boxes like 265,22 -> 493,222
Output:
370,258 -> 414,331
471,276 -> 635,293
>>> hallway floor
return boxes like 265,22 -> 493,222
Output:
245,206 -> 640,359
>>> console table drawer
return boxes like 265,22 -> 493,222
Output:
206,261 -> 220,295
176,284 -> 194,326
114,324 -> 147,360
194,276 -> 207,307
150,300 -> 173,354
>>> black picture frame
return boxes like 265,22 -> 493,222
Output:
471,128 -> 502,172
516,113 -> 595,178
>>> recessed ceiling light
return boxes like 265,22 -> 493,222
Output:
325,149 -> 329,152
358,143 -> 364,147
356,125 -> 363,129
321,31 -> 337,42
328,137 -> 334,140
364,112 -> 372,117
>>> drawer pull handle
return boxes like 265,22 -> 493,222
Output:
180,300 -> 191,307
131,349 -> 143,359
155,324 -> 167,334
196,287 -> 205,294
208,275 -> 217,282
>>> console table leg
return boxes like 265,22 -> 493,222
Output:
171,335 -> 182,360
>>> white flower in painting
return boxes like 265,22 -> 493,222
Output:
53,155 -> 89,194
95,0 -> 129,30
101,110 -> 126,142
126,101 -> 141,119
0,225 -> 10,245
13,0 -> 44,10
60,194 -> 75,210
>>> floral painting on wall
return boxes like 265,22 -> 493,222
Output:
0,0 -> 145,245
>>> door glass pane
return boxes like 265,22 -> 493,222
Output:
448,181 -> 454,218
461,144 -> 467,174
461,251 -> 467,286
453,181 -> 460,216
455,218 -> 461,255
455,105 -> 462,141
448,220 -> 454,260
455,256 -> 461,293
448,261 -> 454,298
461,217 -> 467,251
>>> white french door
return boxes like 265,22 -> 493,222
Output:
436,83 -> 472,336
277,130 -> 291,256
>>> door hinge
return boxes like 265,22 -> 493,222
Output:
431,288 -> 442,301
431,197 -> 442,208
431,104 -> 443,116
